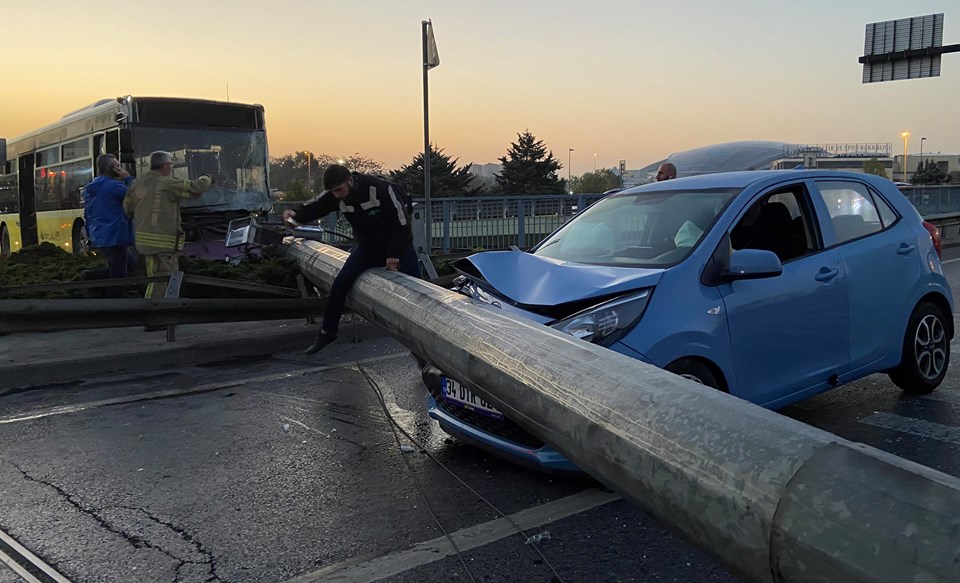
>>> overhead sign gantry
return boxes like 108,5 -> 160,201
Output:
861,13 -> 958,83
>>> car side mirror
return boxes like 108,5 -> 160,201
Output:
726,249 -> 782,280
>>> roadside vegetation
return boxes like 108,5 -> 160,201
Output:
0,243 -> 300,299
270,129 -> 574,201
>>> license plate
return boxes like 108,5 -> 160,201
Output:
441,376 -> 503,419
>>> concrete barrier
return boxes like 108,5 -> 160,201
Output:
288,239 -> 960,583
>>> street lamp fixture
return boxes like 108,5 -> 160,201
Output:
900,131 -> 910,182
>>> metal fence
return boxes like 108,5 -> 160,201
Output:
899,185 -> 960,218
273,194 -> 607,254
273,186 -> 960,254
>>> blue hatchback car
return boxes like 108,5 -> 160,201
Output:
421,171 -> 953,472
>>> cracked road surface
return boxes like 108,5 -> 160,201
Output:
0,324 -> 739,583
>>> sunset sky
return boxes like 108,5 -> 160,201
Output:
2,1 -> 956,175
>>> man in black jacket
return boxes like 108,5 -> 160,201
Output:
283,164 -> 419,354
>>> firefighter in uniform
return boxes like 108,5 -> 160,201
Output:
123,151 -> 215,299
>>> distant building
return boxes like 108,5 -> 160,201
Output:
468,163 -> 501,179
893,154 -> 960,183
627,140 -> 957,185
628,141 -> 798,185
770,143 -> 895,177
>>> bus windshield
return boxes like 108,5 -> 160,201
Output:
132,127 -> 270,213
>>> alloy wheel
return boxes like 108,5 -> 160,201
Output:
914,314 -> 947,380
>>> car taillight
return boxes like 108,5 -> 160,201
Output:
923,221 -> 942,259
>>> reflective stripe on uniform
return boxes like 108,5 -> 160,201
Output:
387,185 -> 408,226
136,232 -> 177,246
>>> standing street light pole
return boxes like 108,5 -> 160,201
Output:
920,137 -> 927,164
306,150 -> 312,191
594,153 -> 597,172
568,148 -> 574,192
901,131 -> 910,183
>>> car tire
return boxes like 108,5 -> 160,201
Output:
665,358 -> 722,390
889,301 -> 949,394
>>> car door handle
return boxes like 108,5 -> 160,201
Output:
815,268 -> 839,282
897,243 -> 916,255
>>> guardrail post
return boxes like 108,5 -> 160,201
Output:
442,200 -> 451,254
517,199 -> 526,248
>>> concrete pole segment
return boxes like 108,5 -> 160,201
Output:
288,239 -> 960,583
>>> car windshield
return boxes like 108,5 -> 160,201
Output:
533,187 -> 740,267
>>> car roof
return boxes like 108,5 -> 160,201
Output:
621,170 -> 893,194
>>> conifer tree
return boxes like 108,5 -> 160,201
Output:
495,130 -> 565,194
390,145 -> 483,197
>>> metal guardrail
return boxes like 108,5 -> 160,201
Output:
0,297 -> 323,334
899,185 -> 960,218
0,271 -> 314,341
0,274 -> 300,298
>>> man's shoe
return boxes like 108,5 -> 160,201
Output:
304,332 -> 338,355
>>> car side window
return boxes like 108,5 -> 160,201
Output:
873,189 -> 899,228
815,181 -> 887,244
730,185 -> 819,263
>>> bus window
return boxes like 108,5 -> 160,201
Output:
62,138 -> 90,161
36,147 -> 60,167
0,172 -> 18,215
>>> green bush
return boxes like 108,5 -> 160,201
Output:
0,243 -> 300,299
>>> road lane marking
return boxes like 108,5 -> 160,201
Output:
0,527 -> 72,583
283,489 -> 620,583
941,257 -> 960,265
921,390 -> 960,405
0,352 -> 411,425
860,412 -> 960,445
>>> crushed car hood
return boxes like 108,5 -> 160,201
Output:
457,251 -> 663,306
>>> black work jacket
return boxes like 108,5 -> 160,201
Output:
294,173 -> 412,258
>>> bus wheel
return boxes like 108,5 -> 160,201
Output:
1,224 -> 10,258
73,221 -> 90,256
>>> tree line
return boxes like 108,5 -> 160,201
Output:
270,130 -> 619,201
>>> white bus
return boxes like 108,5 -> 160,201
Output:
0,96 -> 271,257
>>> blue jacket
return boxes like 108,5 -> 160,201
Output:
83,175 -> 135,247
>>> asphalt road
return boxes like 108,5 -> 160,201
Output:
2,247 -> 960,583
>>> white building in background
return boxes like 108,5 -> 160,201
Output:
628,140 -> 958,185
467,163 -> 501,179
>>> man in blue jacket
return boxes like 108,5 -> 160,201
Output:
83,154 -> 136,297
283,164 -> 419,355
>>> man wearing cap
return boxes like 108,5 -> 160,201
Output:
283,164 -> 418,355
123,151 -> 215,300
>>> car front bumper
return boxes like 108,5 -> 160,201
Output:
422,365 -> 580,473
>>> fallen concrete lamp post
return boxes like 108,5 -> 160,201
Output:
288,239 -> 960,583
